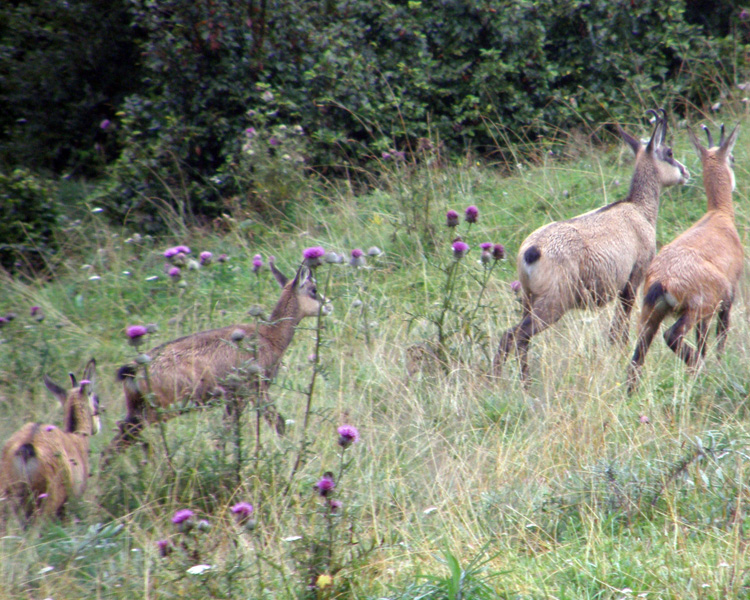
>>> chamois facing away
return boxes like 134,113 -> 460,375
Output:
493,109 -> 690,385
627,124 -> 742,393
104,262 -> 323,462
0,359 -> 99,522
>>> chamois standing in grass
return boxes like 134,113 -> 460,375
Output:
104,262 -> 323,461
627,124 -> 742,393
493,110 -> 690,385
0,359 -> 99,522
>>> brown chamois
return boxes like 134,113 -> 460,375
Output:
104,262 -> 323,460
626,124 -> 742,393
0,359 -> 99,521
493,109 -> 689,385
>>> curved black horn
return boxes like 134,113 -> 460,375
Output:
645,109 -> 663,150
645,109 -> 660,123
702,124 -> 713,148
658,108 -> 667,143
719,124 -> 726,147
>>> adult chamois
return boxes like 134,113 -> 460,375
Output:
627,124 -> 742,393
493,109 -> 689,385
0,359 -> 99,522
104,262 -> 323,462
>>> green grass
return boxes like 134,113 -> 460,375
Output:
1,112 -> 750,599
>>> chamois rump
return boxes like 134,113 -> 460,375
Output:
493,109 -> 690,384
0,359 -> 99,521
627,124 -> 742,393
104,262 -> 323,461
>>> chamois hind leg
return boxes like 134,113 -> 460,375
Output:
609,281 -> 637,345
663,311 -> 700,370
716,300 -> 732,359
513,301 -> 565,386
694,317 -> 710,360
626,300 -> 669,395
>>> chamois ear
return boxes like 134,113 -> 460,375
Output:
687,126 -> 708,160
719,124 -> 740,158
44,375 -> 68,407
82,358 -> 96,388
268,256 -> 289,288
618,126 -> 641,156
290,265 -> 309,290
645,112 -> 664,153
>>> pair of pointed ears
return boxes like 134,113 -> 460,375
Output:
270,256 -> 313,290
618,108 -> 667,156
43,358 -> 96,406
687,123 -> 740,158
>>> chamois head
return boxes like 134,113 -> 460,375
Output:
619,108 -> 689,188
688,123 -> 740,194
42,358 -> 100,436
269,257 -> 324,320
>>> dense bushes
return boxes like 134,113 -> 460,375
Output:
1,0 -> 748,234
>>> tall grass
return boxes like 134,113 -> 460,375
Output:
1,109 -> 749,598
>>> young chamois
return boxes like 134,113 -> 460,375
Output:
493,110 -> 690,385
0,359 -> 99,521
626,124 -> 742,393
104,262 -> 322,461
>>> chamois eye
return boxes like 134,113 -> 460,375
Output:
666,149 -> 673,158
310,286 -> 317,296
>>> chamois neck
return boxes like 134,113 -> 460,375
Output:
625,167 -> 661,223
259,293 -> 302,350
64,397 -> 92,435
703,168 -> 735,215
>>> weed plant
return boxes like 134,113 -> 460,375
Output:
1,108 -> 750,598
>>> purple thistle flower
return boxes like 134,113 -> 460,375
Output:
79,379 -> 91,387
127,325 -> 148,339
39,493 -> 48,499
30,306 -> 41,316
741,8 -> 749,20
45,425 -> 56,432
5,312 -> 16,321
156,539 -> 173,557
175,245 -> 191,254
452,240 -> 469,259
314,473 -> 336,497
480,242 -> 493,251
337,424 -> 359,448
381,151 -> 391,159
351,248 -> 363,258
168,266 -> 181,280
0,317 -> 7,328
510,280 -> 522,293
199,251 -> 213,266
269,136 -> 280,147
245,127 -> 257,138
350,248 -> 366,268
464,205 -> 479,224
492,243 -> 505,261
446,210 -> 459,228
329,499 -> 342,512
164,247 -> 179,259
218,253 -> 229,263
172,509 -> 194,525
303,246 -> 326,268
252,254 -> 263,273
230,502 -> 254,524
100,119 -> 112,130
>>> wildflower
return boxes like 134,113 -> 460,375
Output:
126,325 -> 148,347
392,150 -> 406,161
492,244 -> 505,261
172,509 -> 195,532
39,493 -> 48,499
367,246 -> 383,257
199,251 -> 213,266
303,246 -> 326,268
45,425 -> 56,432
510,280 -> 522,293
742,8 -> 750,20
350,248 -> 366,268
0,317 -> 7,328
446,209 -> 459,228
5,312 -> 16,321
480,242 -> 493,265
187,259 -> 200,271
245,127 -> 257,138
186,564 -> 212,575
156,539 -> 173,557
230,329 -> 246,342
316,574 -> 333,590
230,502 -> 254,525
639,415 -> 650,424
337,424 -> 359,448
452,240 -> 469,259
262,90 -> 274,102
328,499 -> 342,512
269,136 -> 280,147
324,251 -> 343,264
100,119 -> 111,130
168,266 -> 182,280
465,205 -> 479,223
218,253 -> 229,263
197,519 -> 211,532
146,323 -> 159,333
381,151 -> 391,160
314,473 -> 335,497
31,306 -> 44,322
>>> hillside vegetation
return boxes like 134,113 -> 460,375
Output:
1,106 -> 749,598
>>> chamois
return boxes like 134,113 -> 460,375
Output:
104,262 -> 323,461
493,109 -> 689,384
627,124 -> 742,393
0,359 -> 99,521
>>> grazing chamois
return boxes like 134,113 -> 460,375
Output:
104,262 -> 323,461
626,124 -> 742,393
493,109 -> 689,385
0,359 -> 99,521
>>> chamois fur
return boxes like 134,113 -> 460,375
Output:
493,110 -> 689,384
627,124 -> 742,393
0,359 -> 99,521
104,263 -> 322,460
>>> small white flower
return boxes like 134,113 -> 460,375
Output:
282,536 -> 303,542
186,564 -> 213,575
91,207 -> 104,214
88,275 -> 101,281
146,275 -> 159,282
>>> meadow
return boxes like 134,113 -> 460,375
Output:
1,111 -> 749,599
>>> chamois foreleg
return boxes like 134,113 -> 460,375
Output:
626,301 -> 669,395
663,311 -> 701,370
609,281 -> 637,345
716,300 -> 732,359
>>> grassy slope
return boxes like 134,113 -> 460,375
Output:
0,115 -> 749,599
